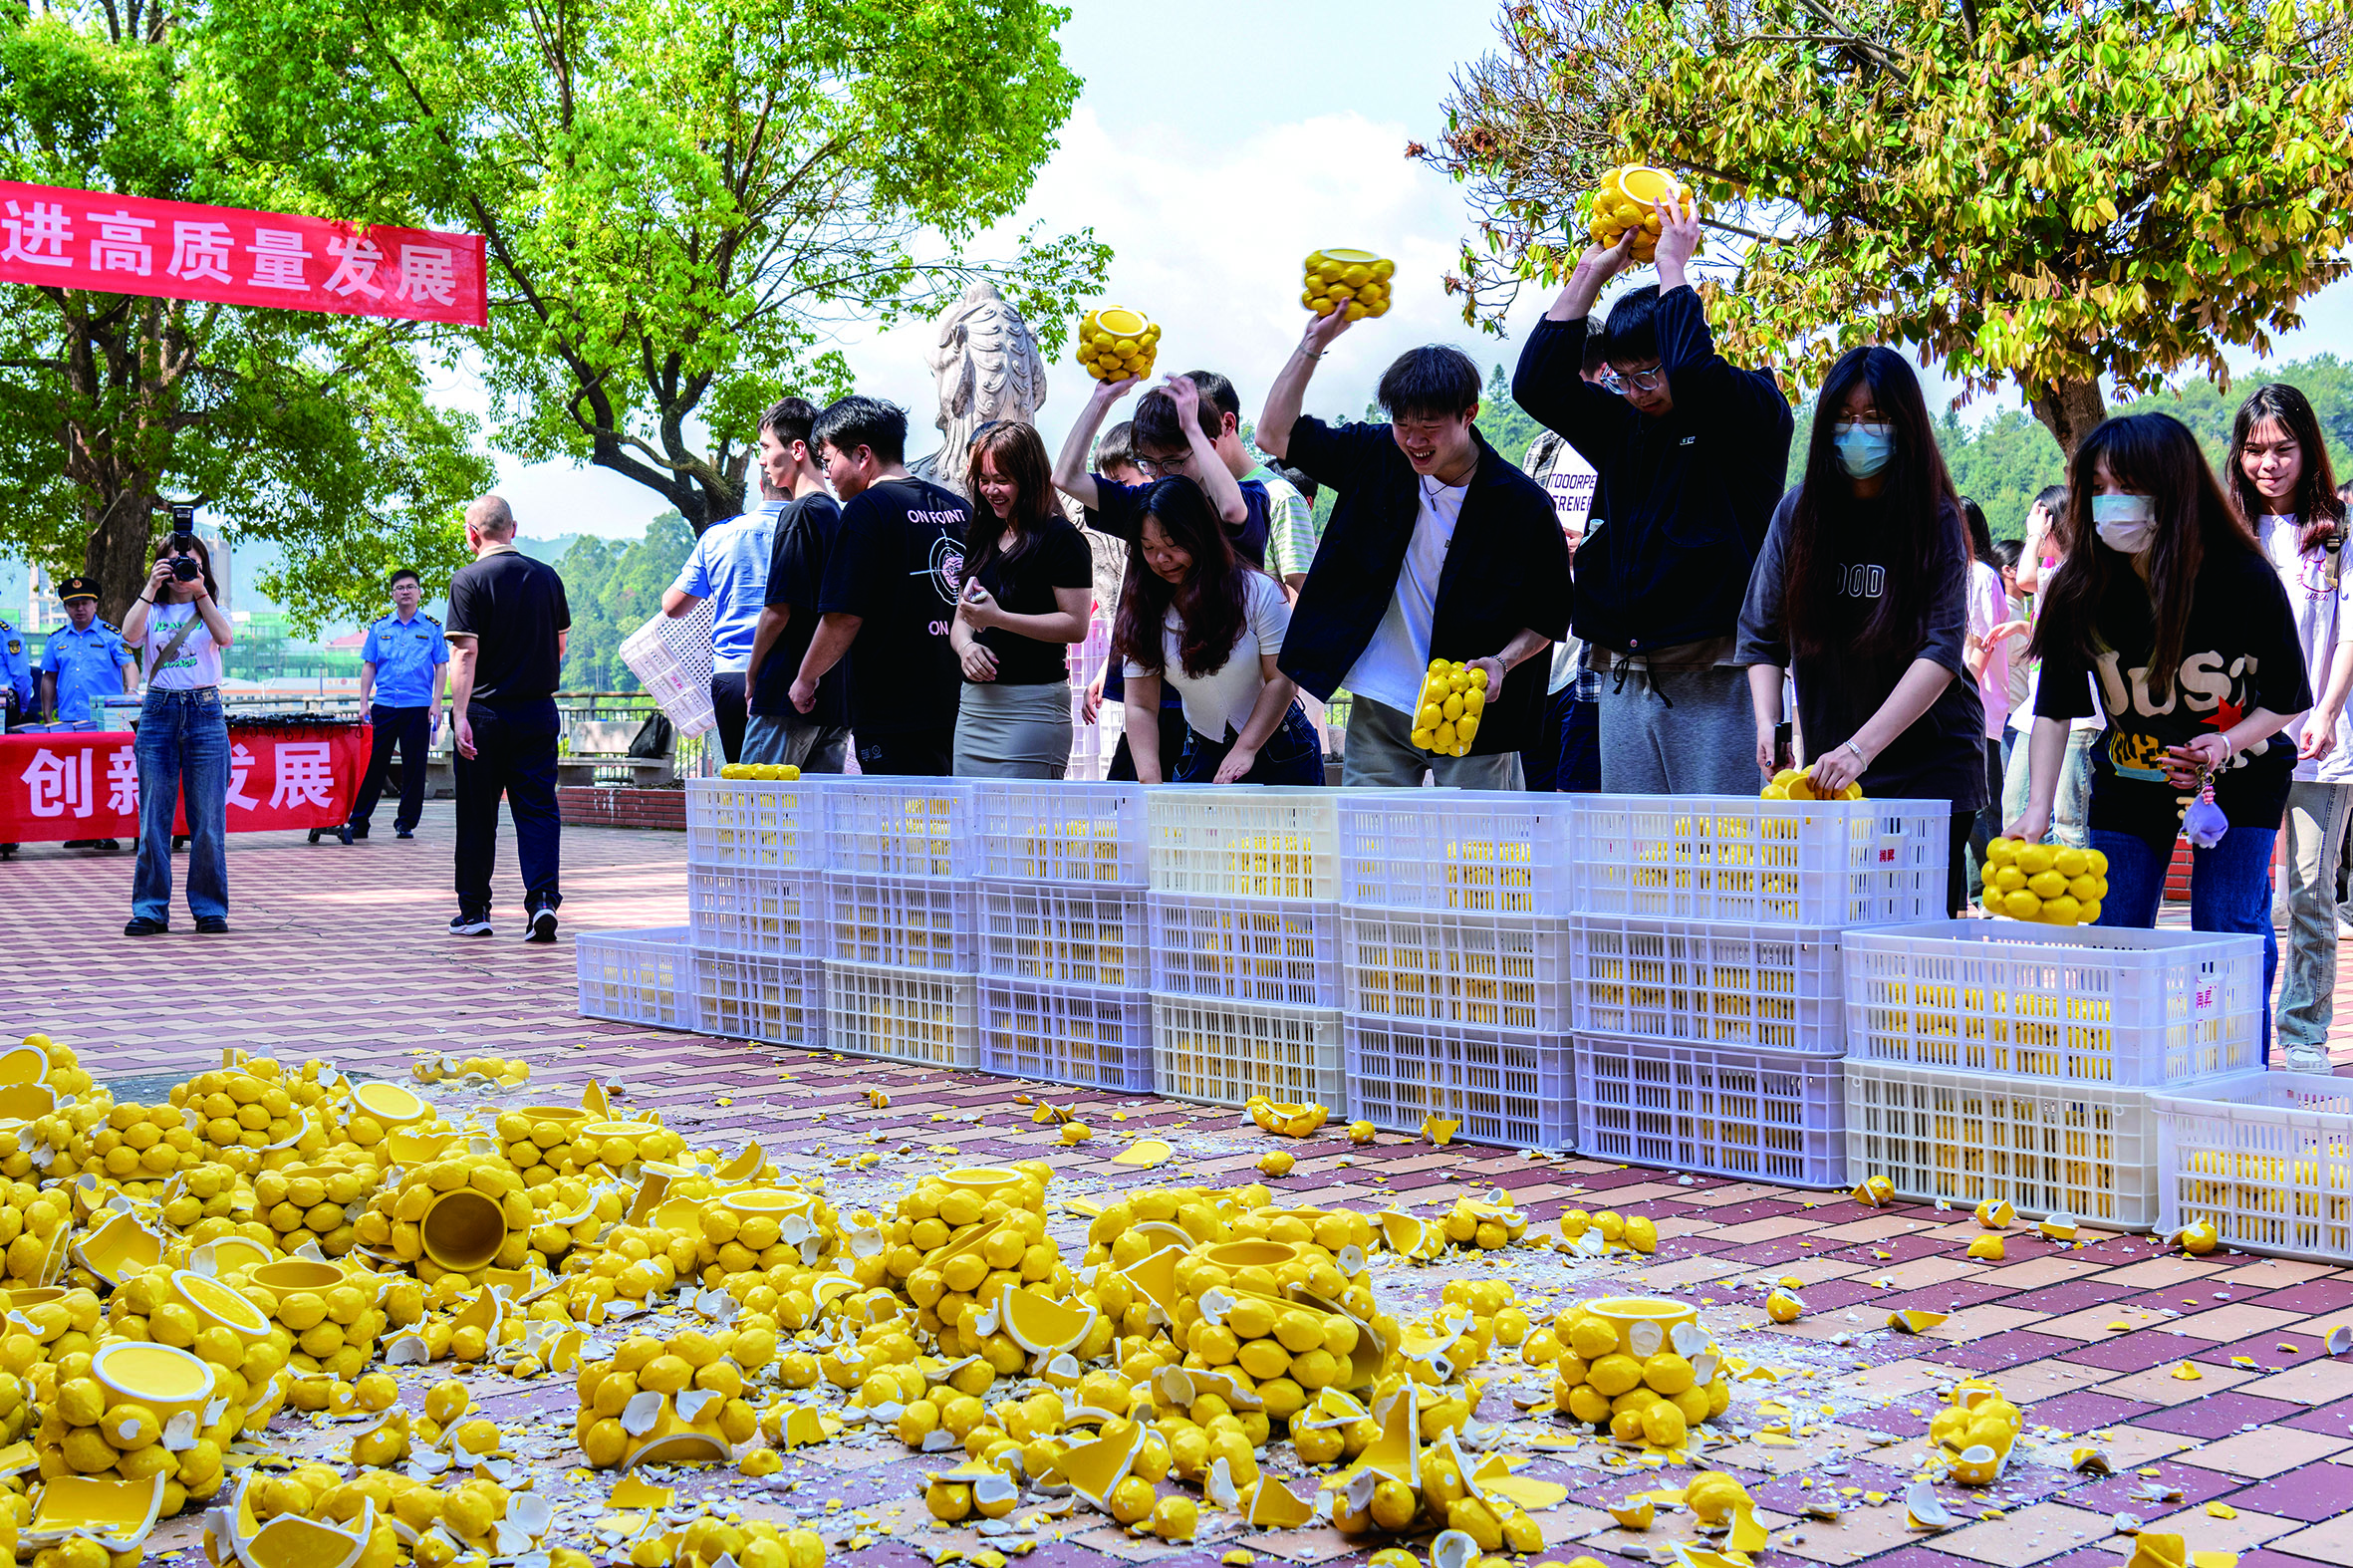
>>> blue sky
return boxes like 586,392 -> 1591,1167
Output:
487,0 -> 2353,540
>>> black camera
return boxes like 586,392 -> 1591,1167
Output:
167,503 -> 200,579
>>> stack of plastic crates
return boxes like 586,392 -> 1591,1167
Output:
1565,793 -> 1950,1185
1339,793 -> 1574,1150
1065,616 -> 1123,781
1843,919 -> 2264,1230
973,780 -> 1155,1092
576,925 -> 699,1031
822,779 -> 980,1068
1147,787 -> 1346,1110
681,774 -> 831,1047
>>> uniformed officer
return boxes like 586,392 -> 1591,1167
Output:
36,577 -> 134,727
36,577 -> 135,853
343,567 -> 449,843
0,610 -> 32,730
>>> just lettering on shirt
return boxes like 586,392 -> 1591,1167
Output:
2092,647 -> 2271,767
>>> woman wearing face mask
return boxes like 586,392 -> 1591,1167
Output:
2226,385 -> 2351,1071
948,423 -> 1094,779
1739,347 -> 1985,915
2009,412 -> 2310,1056
1115,477 -> 1322,785
120,532 -> 237,935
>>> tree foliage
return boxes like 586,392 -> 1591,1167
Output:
0,1 -> 489,629
548,513 -> 694,691
216,0 -> 1109,534
1425,0 -> 2353,453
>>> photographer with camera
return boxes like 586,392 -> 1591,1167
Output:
120,524 -> 235,935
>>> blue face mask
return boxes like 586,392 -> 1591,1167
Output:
1833,421 -> 1895,479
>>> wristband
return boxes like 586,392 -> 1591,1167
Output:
137,595 -> 153,605
1843,739 -> 1866,762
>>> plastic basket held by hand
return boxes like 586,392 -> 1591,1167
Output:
620,604 -> 717,738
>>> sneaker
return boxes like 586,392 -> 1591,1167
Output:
96,840 -> 119,852
394,827 -> 415,840
123,917 -> 167,936
194,915 -> 228,934
2283,1044 -> 2334,1075
448,913 -> 494,937
526,909 -> 559,944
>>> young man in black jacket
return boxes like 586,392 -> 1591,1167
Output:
1258,322 -> 1570,789
1512,192 -> 1793,795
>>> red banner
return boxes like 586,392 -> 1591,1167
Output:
0,726 -> 371,841
0,181 -> 487,328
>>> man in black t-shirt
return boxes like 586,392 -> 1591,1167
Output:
444,494 -> 571,942
744,396 -> 850,771
788,396 -> 968,775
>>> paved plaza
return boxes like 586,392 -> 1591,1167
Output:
6,810 -> 2353,1568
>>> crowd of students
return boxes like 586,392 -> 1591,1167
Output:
688,190 -> 2346,1060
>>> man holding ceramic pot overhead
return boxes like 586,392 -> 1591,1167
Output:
1513,179 -> 1794,795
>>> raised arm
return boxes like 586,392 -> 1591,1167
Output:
1255,307 -> 1355,461
1052,377 -> 1140,512
1164,376 -> 1246,526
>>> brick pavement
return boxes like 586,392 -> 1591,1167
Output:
4,808 -> 2353,1568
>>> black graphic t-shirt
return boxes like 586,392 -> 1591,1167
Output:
817,476 -> 969,735
753,492 -> 848,723
2036,543 -> 2311,851
967,517 -> 1095,687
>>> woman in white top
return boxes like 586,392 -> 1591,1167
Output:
1114,477 -> 1323,785
120,532 -> 237,935
2229,384 -> 2351,1071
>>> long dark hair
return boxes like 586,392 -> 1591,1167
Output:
1782,347 -> 1964,658
1961,499 -> 1995,567
2030,412 -> 2261,706
1112,478 -> 1251,681
2227,383 -> 2346,553
960,423 -> 1058,589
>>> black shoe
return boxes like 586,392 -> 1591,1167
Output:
194,915 -> 228,934
124,917 -> 168,936
526,909 -> 559,943
96,840 -> 119,852
448,913 -> 493,936
171,835 -> 187,853
337,824 -> 355,846
394,827 -> 414,840
62,839 -> 96,850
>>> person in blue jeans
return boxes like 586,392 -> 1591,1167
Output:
2007,413 -> 2311,1058
1114,477 -> 1322,786
121,534 -> 236,934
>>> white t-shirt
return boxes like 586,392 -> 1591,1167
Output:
1124,572 -> 1290,741
138,601 -> 223,690
1343,475 -> 1465,713
2255,514 -> 2353,782
1966,560 -> 2008,741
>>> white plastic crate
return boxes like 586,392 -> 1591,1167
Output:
824,872 -> 978,973
1339,794 -> 1573,915
825,959 -> 978,1069
1574,1034 -> 1847,1187
1344,909 -> 1573,1033
978,978 -> 1155,1093
974,779 -> 1148,885
1150,893 -> 1341,1007
1566,794 -> 1948,926
1150,994 -> 1345,1113
1067,688 -> 1125,783
2155,1073 -> 2353,1263
1842,920 -> 2262,1087
1844,1057 -> 2156,1228
687,867 -> 828,957
976,880 -> 1150,989
1148,787 -> 1342,902
619,604 -> 717,738
823,780 -> 978,879
576,926 -> 699,1031
1569,915 -> 1843,1054
1346,1015 -> 1572,1151
685,777 -> 831,870
694,948 -> 825,1048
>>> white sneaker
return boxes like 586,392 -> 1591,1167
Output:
2283,1045 -> 2334,1075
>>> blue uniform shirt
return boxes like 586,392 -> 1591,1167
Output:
364,611 -> 449,708
37,620 -> 132,723
0,620 -> 32,715
670,505 -> 780,674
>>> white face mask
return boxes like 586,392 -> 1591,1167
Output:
2093,491 -> 2158,555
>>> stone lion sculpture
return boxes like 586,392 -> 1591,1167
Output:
917,280 -> 1048,500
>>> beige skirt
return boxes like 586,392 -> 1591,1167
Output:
952,680 -> 1073,779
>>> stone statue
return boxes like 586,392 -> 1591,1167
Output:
916,280 -> 1048,499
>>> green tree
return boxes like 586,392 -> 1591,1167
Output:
1426,0 -> 2353,454
224,0 -> 1109,535
550,513 -> 694,689
0,2 -> 490,627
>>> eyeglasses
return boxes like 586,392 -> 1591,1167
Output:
1599,365 -> 1667,395
1135,452 -> 1192,477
